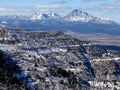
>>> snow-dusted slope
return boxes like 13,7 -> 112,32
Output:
30,12 -> 60,20
0,27 -> 120,90
64,9 -> 93,22
0,12 -> 60,21
0,50 -> 33,90
64,9 -> 114,24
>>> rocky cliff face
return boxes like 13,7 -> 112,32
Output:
0,27 -> 120,90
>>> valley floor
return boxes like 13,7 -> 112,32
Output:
66,32 -> 120,46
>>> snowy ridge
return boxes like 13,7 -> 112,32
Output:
0,9 -> 120,35
0,9 -> 114,23
30,12 -> 60,20
64,9 -> 93,22
64,9 -> 114,24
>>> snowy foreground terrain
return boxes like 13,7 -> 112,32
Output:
0,26 -> 120,90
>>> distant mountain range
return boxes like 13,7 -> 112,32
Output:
0,9 -> 120,35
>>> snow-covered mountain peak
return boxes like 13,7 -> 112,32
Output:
47,12 -> 59,17
64,9 -> 93,22
71,9 -> 88,16
0,9 -> 119,32
30,12 -> 60,20
64,9 -> 115,24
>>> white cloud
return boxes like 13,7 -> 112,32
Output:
50,0 -> 67,4
35,4 -> 73,15
36,4 -> 61,9
81,0 -> 108,2
85,0 -> 120,13
0,3 -> 73,15
0,8 -> 6,12
105,0 -> 120,9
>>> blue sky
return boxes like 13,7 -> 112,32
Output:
0,0 -> 120,23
